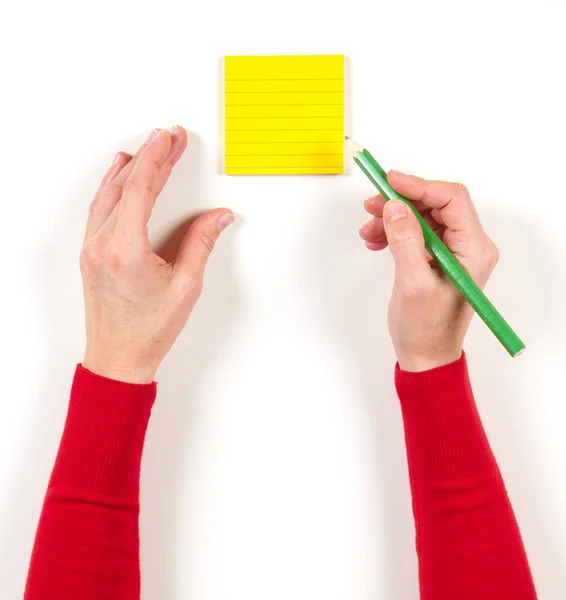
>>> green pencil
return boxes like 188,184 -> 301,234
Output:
346,137 -> 525,358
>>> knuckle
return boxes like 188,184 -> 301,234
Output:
101,182 -> 121,204
388,228 -> 422,250
144,155 -> 161,171
122,177 -> 151,197
453,182 -> 470,199
88,198 -> 100,217
399,277 -> 435,302
176,273 -> 202,298
80,240 -> 102,270
483,237 -> 500,267
88,184 -> 118,218
106,243 -> 133,271
197,230 -> 217,255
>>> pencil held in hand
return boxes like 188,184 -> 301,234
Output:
346,137 -> 525,358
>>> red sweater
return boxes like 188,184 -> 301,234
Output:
23,355 -> 537,599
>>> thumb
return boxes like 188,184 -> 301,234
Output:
173,208 -> 234,282
383,200 -> 435,295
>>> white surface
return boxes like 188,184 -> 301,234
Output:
1,1 -> 565,598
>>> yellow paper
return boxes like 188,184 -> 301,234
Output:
224,55 -> 344,175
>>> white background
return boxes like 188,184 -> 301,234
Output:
1,1 -> 565,598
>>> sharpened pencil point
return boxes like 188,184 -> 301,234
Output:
345,137 -> 364,154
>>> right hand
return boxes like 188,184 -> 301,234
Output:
81,127 -> 234,384
359,171 -> 499,372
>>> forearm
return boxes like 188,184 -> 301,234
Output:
396,354 -> 537,600
24,365 -> 155,600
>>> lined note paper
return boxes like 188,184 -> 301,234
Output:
224,55 -> 344,175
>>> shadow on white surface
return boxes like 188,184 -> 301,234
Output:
140,132 -> 243,599
0,150 -> 101,597
310,190 -> 418,599
469,208 -> 566,599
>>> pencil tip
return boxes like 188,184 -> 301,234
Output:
345,135 -> 350,140
345,137 -> 364,154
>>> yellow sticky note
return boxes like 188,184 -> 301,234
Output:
224,55 -> 344,175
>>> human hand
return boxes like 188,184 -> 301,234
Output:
81,127 -> 234,383
359,171 -> 499,372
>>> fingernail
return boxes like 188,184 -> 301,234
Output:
217,212 -> 235,232
385,200 -> 407,222
145,129 -> 159,144
170,125 -> 180,137
359,219 -> 372,232
364,197 -> 373,207
112,152 -> 123,166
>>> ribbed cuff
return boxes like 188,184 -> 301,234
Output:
49,365 -> 156,499
395,353 -> 496,482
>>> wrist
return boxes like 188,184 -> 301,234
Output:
397,348 -> 463,373
83,353 -> 157,384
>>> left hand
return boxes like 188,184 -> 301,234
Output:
81,127 -> 234,383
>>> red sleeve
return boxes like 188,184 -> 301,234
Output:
24,365 -> 156,600
395,353 -> 538,599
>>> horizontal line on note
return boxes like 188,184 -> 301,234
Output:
226,129 -> 344,132
226,91 -> 342,94
226,104 -> 343,107
226,166 -> 343,168
226,153 -> 342,157
227,140 -> 339,144
225,81 -> 344,93
226,169 -> 343,175
226,116 -> 340,120
225,78 -> 343,81
226,142 -> 343,156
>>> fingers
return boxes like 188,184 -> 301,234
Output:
116,129 -> 172,238
98,135 -> 156,199
387,170 -> 483,238
360,198 -> 444,251
383,200 -> 436,295
114,126 -> 187,199
365,238 -> 389,251
89,144 -> 147,235
173,209 -> 234,284
85,152 -> 132,238
360,197 -> 387,250
387,170 -> 499,279
97,152 -> 132,191
359,217 -> 386,249
364,194 -> 428,217
364,195 -> 387,217
151,125 -> 188,197
87,127 -> 188,242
